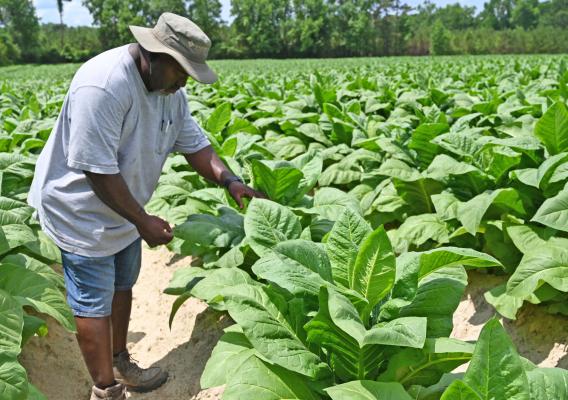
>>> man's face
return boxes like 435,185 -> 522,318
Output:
149,54 -> 189,95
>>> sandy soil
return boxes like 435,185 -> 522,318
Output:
452,270 -> 568,369
20,246 -> 229,400
20,250 -> 568,400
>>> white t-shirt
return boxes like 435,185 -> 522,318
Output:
28,45 -> 210,257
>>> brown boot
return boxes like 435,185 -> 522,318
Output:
113,351 -> 168,393
90,382 -> 128,400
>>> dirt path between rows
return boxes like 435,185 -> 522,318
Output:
21,248 -> 568,400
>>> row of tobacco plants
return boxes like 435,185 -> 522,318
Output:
153,56 -> 568,398
0,77 -> 76,399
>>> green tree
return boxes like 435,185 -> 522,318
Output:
512,0 -> 539,29
148,0 -> 188,21
82,0 -> 150,48
0,29 -> 20,65
328,0 -> 376,57
289,0 -> 331,57
187,0 -> 223,56
435,3 -> 476,30
230,0 -> 290,57
479,0 -> 514,30
430,19 -> 451,55
0,0 -> 40,61
539,0 -> 568,28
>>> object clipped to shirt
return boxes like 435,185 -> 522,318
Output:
28,45 -> 210,257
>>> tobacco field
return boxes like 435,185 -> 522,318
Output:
1,55 -> 568,399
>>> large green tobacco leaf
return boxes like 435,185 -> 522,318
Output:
0,272 -> 28,400
201,326 -> 255,388
526,367 -> 568,399
223,354 -> 323,400
0,289 -> 23,355
0,263 -> 75,332
205,102 -> 232,135
425,155 -> 491,198
305,287 -> 426,381
394,178 -> 444,215
244,199 -> 302,256
221,284 -> 332,380
409,123 -> 448,168
534,152 -> 568,190
433,189 -> 526,235
311,187 -> 361,221
0,197 -> 33,225
166,267 -> 257,325
484,284 -> 524,320
382,267 -> 468,338
174,207 -> 244,249
534,102 -> 568,155
253,239 -> 333,301
1,254 -> 63,290
389,214 -> 450,253
252,159 -> 304,205
506,246 -> 568,299
22,229 -> 61,265
461,318 -> 530,400
325,380 -> 413,400
0,355 -> 28,400
388,247 -> 500,310
377,158 -> 422,182
252,251 -> 331,301
0,224 -> 36,257
274,239 -> 333,283
291,150 -> 323,197
417,247 -> 501,279
327,208 -> 372,288
350,226 -> 396,314
532,187 -> 568,232
378,338 -> 473,387
252,242 -> 370,315
507,224 -> 566,254
476,145 -> 521,181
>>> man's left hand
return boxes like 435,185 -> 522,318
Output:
227,181 -> 267,208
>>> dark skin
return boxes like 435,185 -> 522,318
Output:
76,43 -> 265,389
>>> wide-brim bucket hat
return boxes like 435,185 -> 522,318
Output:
130,12 -> 217,84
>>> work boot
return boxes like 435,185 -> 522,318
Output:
113,350 -> 168,393
90,382 -> 128,400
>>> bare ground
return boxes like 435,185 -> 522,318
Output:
20,249 -> 568,400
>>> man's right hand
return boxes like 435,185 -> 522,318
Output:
135,214 -> 174,247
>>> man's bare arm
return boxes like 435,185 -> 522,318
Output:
183,145 -> 266,207
84,172 -> 173,246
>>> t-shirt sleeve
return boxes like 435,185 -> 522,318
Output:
172,100 -> 211,154
66,86 -> 124,174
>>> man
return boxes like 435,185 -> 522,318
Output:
28,12 -> 264,400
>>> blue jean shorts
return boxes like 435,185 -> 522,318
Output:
60,238 -> 142,318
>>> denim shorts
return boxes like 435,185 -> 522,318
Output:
60,238 -> 142,318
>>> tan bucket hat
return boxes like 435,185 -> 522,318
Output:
129,12 -> 217,84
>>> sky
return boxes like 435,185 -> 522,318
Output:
33,0 -> 487,27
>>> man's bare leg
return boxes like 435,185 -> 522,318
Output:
111,289 -> 132,355
75,317 -> 115,388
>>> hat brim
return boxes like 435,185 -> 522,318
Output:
129,25 -> 218,84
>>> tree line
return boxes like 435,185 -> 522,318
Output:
0,0 -> 566,66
